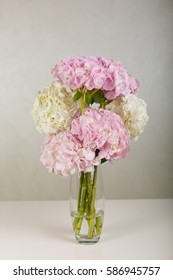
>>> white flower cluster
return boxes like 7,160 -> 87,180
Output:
32,81 -> 78,134
106,94 -> 149,140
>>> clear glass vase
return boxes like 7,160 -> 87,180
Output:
70,166 -> 104,244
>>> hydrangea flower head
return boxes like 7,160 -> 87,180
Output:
40,131 -> 97,177
32,81 -> 78,134
51,56 -> 139,99
106,94 -> 149,140
71,108 -> 130,161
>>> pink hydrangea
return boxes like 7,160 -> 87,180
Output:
51,56 -> 139,99
40,131 -> 96,177
71,108 -> 130,161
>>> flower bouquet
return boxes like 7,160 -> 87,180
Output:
32,56 -> 148,244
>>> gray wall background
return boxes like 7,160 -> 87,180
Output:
0,0 -> 173,200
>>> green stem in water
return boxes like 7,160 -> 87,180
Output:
86,172 -> 92,214
79,175 -> 87,213
88,166 -> 98,238
73,172 -> 84,232
77,172 -> 84,210
73,167 -> 103,239
73,174 -> 87,235
91,166 -> 98,212
96,215 -> 103,236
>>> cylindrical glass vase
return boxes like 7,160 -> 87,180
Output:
70,166 -> 104,244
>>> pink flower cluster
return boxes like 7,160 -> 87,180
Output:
40,108 -> 130,177
40,131 -> 96,177
51,56 -> 139,100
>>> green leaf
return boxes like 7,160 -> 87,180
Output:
85,93 -> 92,105
73,91 -> 82,101
93,90 -> 105,103
101,158 -> 107,164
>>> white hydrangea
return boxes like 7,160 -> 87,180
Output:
32,81 -> 78,134
106,94 -> 149,140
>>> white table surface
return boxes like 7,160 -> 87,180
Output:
0,199 -> 172,260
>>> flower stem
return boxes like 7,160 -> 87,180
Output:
100,102 -> 105,109
72,172 -> 84,232
80,175 -> 87,213
96,215 -> 103,236
80,87 -> 86,115
77,171 -> 84,210
88,166 -> 98,238
73,174 -> 87,235
72,167 -> 103,239
86,172 -> 92,213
